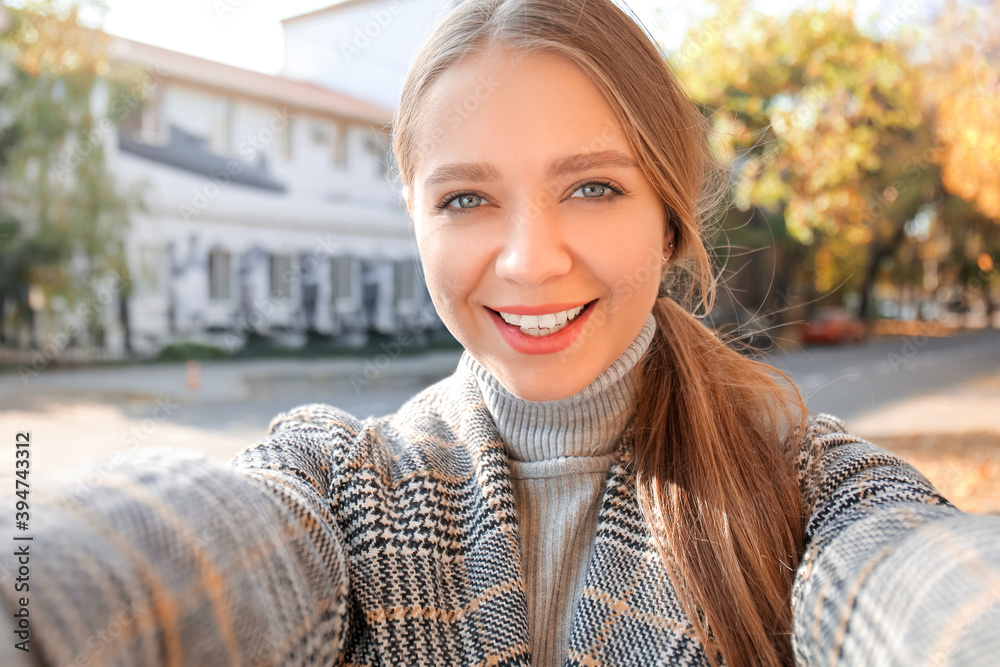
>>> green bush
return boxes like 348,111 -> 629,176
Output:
156,342 -> 229,362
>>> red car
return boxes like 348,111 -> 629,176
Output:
802,307 -> 866,345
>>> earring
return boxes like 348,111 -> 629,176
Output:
662,243 -> 674,261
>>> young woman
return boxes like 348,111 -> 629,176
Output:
3,1 -> 998,666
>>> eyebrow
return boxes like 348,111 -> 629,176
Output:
422,150 -> 639,189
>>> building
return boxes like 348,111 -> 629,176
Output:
103,25 -> 442,357
280,0 -> 460,110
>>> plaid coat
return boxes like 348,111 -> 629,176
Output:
3,361 -> 999,666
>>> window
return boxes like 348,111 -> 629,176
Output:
276,116 -> 294,162
209,97 -> 232,154
395,259 -> 416,305
366,133 -> 392,178
136,245 -> 169,298
141,89 -> 163,144
270,254 -> 293,300
331,256 -> 354,301
121,88 -> 162,144
333,122 -> 347,168
311,120 -> 347,168
209,250 -> 231,301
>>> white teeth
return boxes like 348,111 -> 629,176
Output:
496,304 -> 588,336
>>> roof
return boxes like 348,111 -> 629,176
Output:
281,0 -> 380,25
108,37 -> 393,124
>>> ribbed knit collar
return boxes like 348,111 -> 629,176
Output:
462,313 -> 657,463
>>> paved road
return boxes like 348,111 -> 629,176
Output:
2,328 -> 998,476
766,327 -> 1000,421
0,351 -> 464,477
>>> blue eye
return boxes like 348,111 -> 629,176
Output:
445,194 -> 485,210
571,181 -> 622,199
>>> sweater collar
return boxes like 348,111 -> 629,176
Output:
461,313 -> 656,463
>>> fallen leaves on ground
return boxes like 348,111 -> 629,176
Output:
877,432 -> 1000,515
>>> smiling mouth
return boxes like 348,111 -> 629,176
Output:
489,301 -> 596,337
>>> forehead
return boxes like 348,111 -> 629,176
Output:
412,47 -> 632,184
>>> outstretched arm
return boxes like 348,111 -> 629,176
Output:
793,415 -> 1000,666
0,406 -> 353,667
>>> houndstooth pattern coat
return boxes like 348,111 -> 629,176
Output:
3,360 -> 999,666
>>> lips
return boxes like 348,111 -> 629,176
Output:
487,300 -> 596,355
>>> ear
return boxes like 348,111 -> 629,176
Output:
663,212 -> 676,260
402,184 -> 413,217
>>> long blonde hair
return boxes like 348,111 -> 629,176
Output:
392,1 -> 807,664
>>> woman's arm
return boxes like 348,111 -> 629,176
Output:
0,404 -> 354,667
793,414 -> 1000,666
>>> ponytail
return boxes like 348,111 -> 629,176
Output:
631,297 -> 807,666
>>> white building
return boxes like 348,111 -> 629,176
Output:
281,0 -> 460,109
102,27 -> 442,357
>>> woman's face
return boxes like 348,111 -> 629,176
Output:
409,47 -> 670,401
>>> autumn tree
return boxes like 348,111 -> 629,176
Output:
674,1 -> 935,321
919,0 -> 1000,323
0,0 -> 144,351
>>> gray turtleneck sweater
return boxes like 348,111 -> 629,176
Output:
466,314 -> 657,667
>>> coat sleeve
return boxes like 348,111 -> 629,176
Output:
0,403 -> 355,667
792,414 -> 1000,666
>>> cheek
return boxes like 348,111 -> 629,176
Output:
416,225 -> 480,318
581,217 -> 664,302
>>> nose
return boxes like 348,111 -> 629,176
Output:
495,203 -> 573,287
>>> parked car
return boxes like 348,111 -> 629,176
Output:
801,307 -> 866,345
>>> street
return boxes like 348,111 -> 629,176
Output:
769,327 -> 1000,426
1,329 -> 998,480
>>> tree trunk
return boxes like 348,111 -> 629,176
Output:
119,291 -> 132,356
857,220 -> 909,322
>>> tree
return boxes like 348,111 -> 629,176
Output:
0,0 -> 144,352
674,2 -> 935,320
919,0 -> 1000,324
923,0 -> 1000,222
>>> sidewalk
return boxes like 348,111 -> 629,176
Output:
0,350 -> 463,479
847,368 -> 1000,515
0,349 -> 465,407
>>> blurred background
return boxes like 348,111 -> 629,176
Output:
0,0 -> 997,512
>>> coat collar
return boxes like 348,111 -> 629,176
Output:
433,368 -> 707,666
